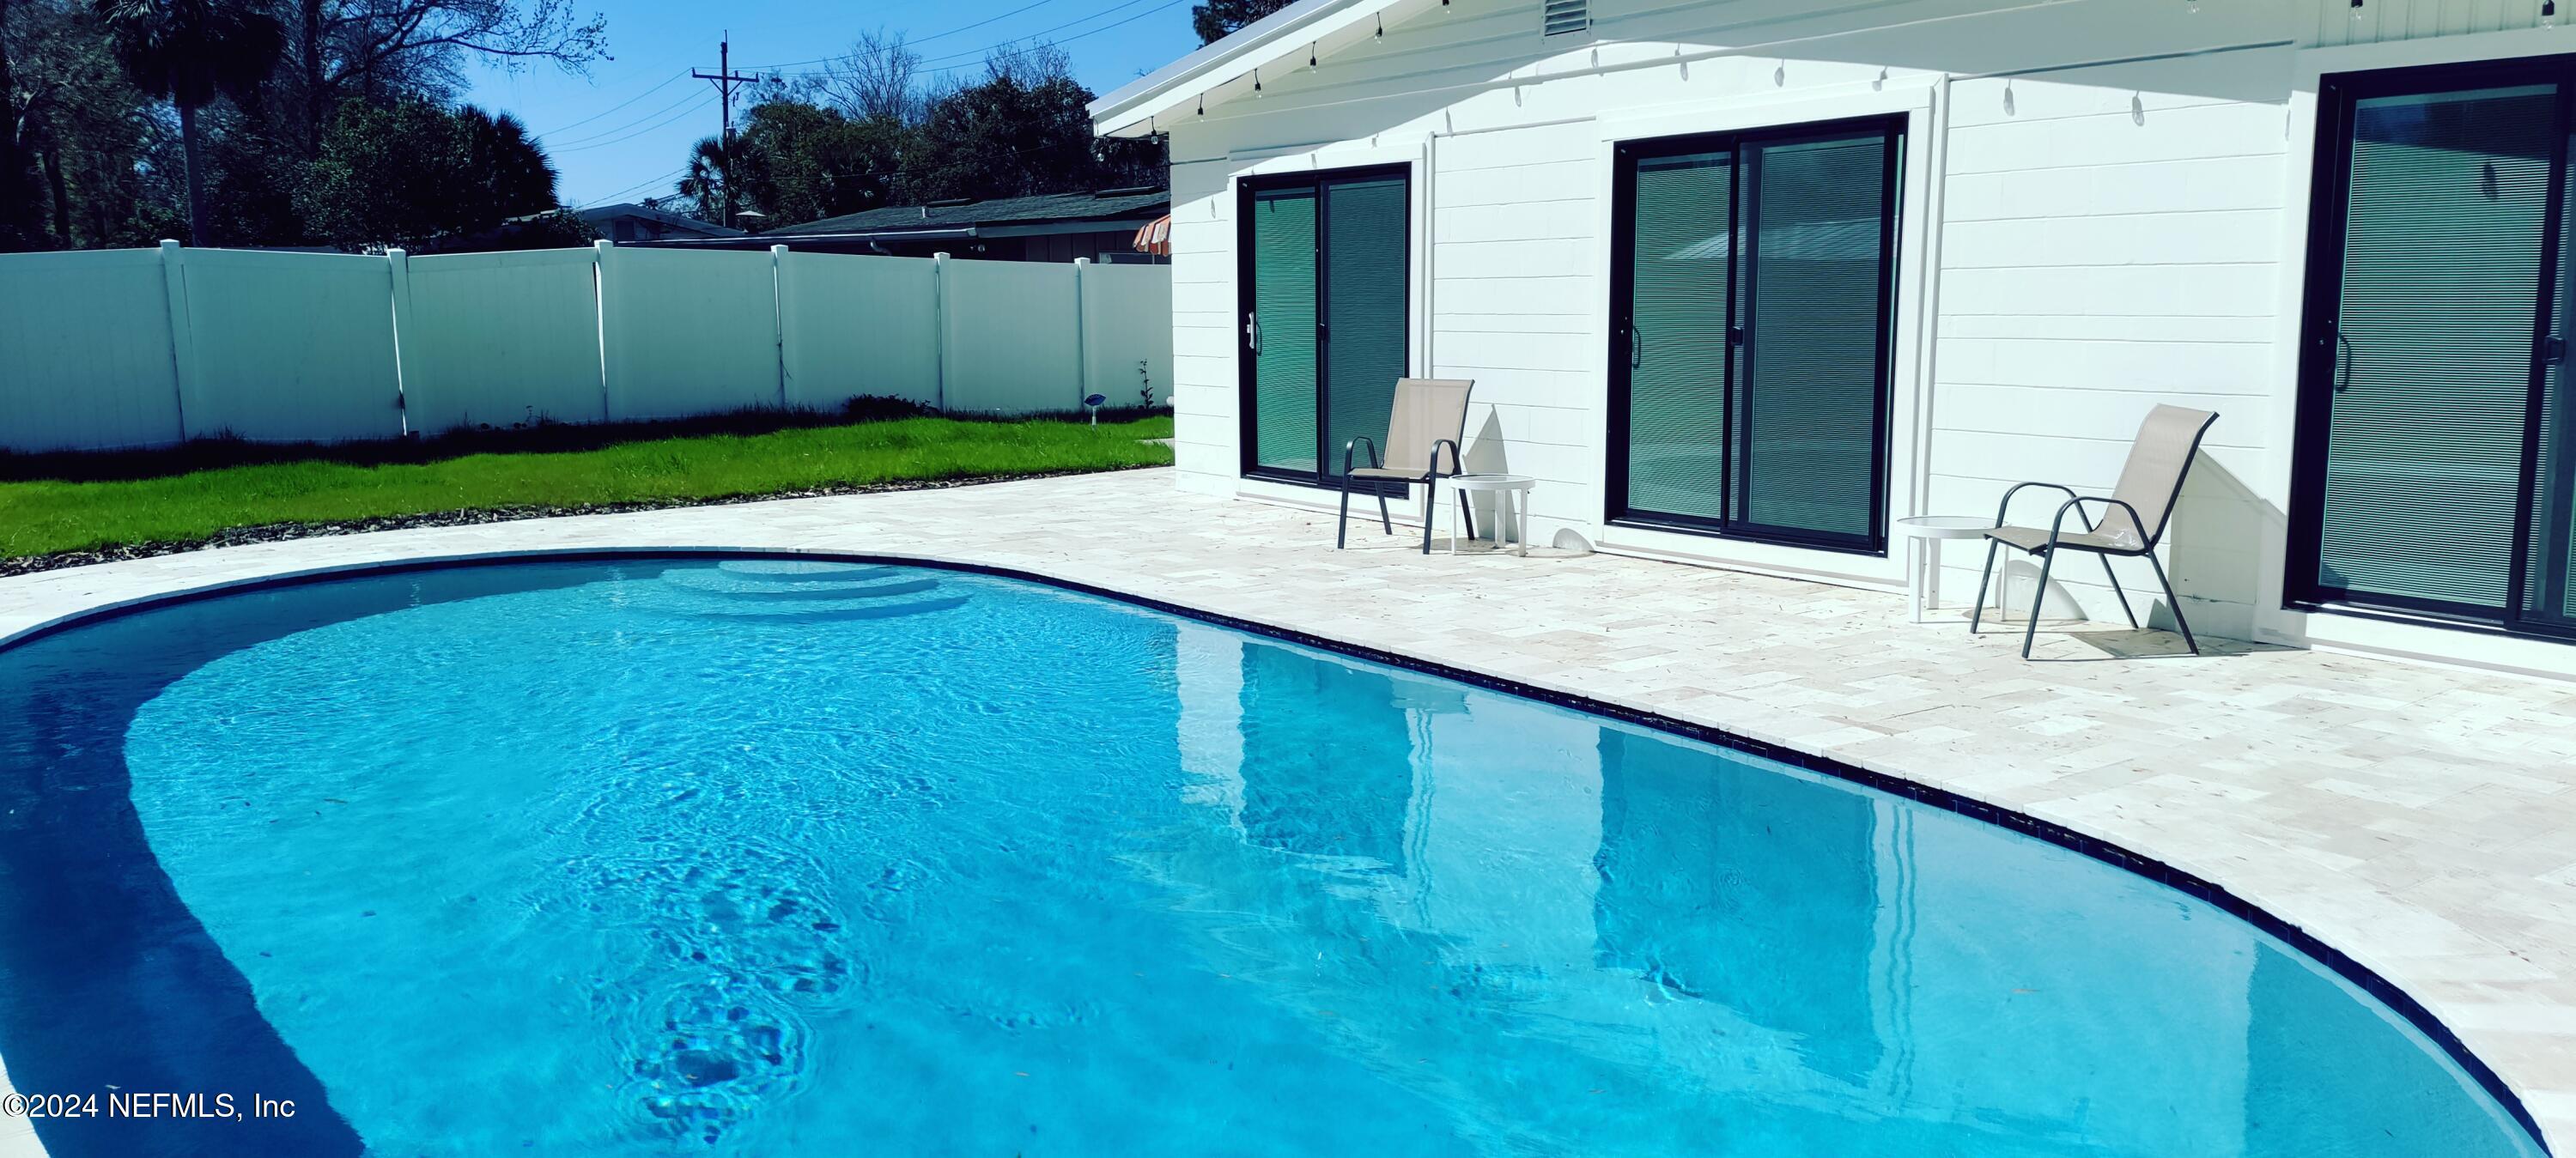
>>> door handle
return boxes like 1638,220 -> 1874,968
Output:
1246,312 -> 1261,354
2334,330 -> 2353,393
2548,335 -> 2567,365
1629,324 -> 1642,370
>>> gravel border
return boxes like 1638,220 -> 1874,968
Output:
0,467 -> 1143,579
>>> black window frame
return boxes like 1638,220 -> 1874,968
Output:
2287,55 -> 2576,642
1234,162 -> 1415,491
1605,114 -> 1905,557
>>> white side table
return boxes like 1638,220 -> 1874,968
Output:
1443,474 -> 1537,556
1896,515 -> 1996,624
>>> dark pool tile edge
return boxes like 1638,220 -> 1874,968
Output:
0,545 -> 2551,1155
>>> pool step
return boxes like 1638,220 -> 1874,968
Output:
646,564 -> 968,625
714,559 -> 896,581
703,577 -> 945,603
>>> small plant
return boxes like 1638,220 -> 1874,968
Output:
1137,361 -> 1156,409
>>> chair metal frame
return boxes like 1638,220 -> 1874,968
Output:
1969,409 -> 2217,658
1338,434 -> 1471,554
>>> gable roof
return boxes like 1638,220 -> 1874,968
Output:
783,187 -> 1170,237
576,202 -> 746,237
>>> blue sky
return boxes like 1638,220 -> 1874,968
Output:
462,0 -> 1204,211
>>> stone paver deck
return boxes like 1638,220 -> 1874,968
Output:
4,467 -> 2574,1147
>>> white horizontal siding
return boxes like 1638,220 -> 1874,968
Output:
1156,0 -> 2576,661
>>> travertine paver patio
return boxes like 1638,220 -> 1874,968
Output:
3,466 -> 2574,1146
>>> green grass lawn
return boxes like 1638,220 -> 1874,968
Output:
0,415 -> 1175,561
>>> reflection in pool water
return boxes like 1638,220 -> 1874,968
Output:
0,558 -> 2543,1156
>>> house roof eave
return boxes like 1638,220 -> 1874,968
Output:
1087,0 -> 1401,137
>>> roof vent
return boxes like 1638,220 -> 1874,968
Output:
1542,0 -> 1589,36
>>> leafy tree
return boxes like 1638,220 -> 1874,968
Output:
293,97 -> 556,249
11,0 -> 186,248
279,0 -> 605,156
663,42 -> 1169,228
902,46 -> 1115,203
1,0 -> 33,248
2,0 -> 597,251
701,98 -> 906,229
1192,0 -> 1292,45
91,0 -> 281,245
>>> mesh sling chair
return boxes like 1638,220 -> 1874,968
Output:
1970,405 -> 2220,658
1336,378 -> 1477,555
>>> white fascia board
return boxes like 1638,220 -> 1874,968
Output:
1088,0 -> 1406,137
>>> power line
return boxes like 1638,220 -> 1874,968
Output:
917,0 -> 1170,65
531,70 -> 691,138
774,0 -> 1191,82
544,88 -> 709,147
535,0 -> 1179,146
742,0 -> 1072,69
551,93 -> 716,154
574,163 -> 693,209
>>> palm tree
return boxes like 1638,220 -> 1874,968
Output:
455,106 -> 559,222
676,135 -> 735,227
92,0 -> 283,246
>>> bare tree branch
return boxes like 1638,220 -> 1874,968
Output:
808,27 -> 917,124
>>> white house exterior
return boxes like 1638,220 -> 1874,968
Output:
1093,0 -> 2576,681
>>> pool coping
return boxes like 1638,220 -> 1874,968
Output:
0,540 -> 2552,1153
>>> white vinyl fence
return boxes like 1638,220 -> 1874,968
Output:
0,240 -> 1175,453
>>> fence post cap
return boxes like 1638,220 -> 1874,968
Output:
1073,257 -> 1091,265
769,243 -> 789,255
158,239 -> 182,252
593,239 -> 616,252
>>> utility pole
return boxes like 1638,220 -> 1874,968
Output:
693,33 -> 766,227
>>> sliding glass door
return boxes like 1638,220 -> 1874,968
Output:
2294,59 -> 2576,635
1238,167 -> 1410,486
1608,118 -> 1903,554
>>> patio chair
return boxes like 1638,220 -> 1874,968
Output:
1969,404 -> 2219,658
1337,377 -> 1477,555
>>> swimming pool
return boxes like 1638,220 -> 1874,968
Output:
0,556 -> 2544,1156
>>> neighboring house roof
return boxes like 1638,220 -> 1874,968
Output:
576,203 -> 747,238
773,188 -> 1171,241
1089,0 -> 1415,137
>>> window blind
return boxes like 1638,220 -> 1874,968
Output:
1625,151 -> 1735,523
1321,176 -> 1409,482
1735,133 -> 1892,541
2318,86 -> 2555,609
1250,187 -> 1320,475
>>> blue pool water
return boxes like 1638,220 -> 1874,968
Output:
0,557 -> 2544,1157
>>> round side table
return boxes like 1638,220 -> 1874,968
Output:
1443,474 -> 1537,556
1896,515 -> 1996,624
